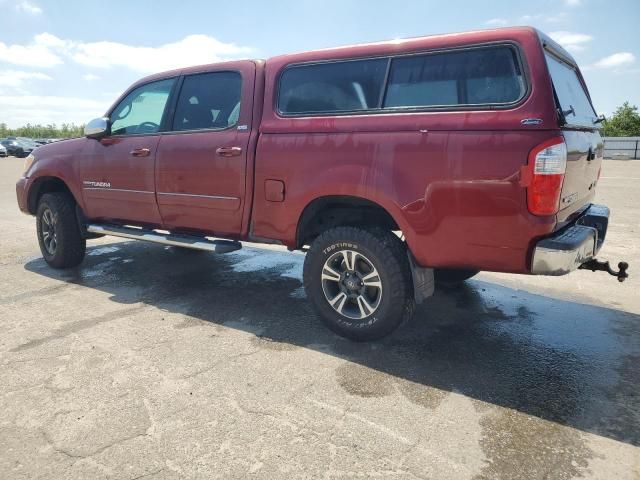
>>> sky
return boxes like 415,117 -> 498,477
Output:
0,0 -> 638,128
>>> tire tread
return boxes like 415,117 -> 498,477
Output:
37,192 -> 86,269
303,226 -> 414,341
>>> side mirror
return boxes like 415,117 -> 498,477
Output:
84,117 -> 109,139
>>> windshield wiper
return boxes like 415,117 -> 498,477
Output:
593,114 -> 606,124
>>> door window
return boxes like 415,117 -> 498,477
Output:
172,71 -> 242,131
110,78 -> 175,136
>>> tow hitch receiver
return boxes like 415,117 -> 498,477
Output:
579,259 -> 629,282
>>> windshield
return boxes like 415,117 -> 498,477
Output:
545,53 -> 597,127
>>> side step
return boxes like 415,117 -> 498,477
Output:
86,224 -> 242,253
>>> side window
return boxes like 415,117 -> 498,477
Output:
172,71 -> 242,131
278,59 -> 387,115
110,78 -> 175,135
384,46 -> 525,108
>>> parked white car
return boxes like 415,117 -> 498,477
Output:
0,143 -> 7,157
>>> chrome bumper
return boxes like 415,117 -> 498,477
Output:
531,204 -> 609,276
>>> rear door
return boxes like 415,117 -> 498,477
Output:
155,63 -> 255,237
545,51 -> 602,224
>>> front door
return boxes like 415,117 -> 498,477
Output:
155,64 -> 255,237
81,77 -> 176,226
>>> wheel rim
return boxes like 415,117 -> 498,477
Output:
41,208 -> 58,255
321,249 -> 382,320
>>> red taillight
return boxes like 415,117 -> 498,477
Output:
527,137 -> 567,216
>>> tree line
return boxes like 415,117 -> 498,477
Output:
601,102 -> 640,137
0,123 -> 85,139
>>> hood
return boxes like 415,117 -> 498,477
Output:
32,136 -> 87,157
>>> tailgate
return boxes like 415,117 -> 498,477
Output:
544,51 -> 603,225
559,130 -> 603,223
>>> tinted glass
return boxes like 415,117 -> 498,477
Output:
111,78 -> 175,135
278,59 -> 387,114
172,71 -> 242,131
384,46 -> 525,108
545,53 -> 597,127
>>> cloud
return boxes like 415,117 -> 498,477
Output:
0,37 -> 63,68
15,1 -> 42,14
70,34 -> 253,72
491,12 -> 567,27
521,13 -> 567,23
0,70 -> 52,88
592,52 -> 636,69
0,95 -> 110,127
0,33 -> 253,73
485,18 -> 508,26
82,73 -> 100,81
549,31 -> 593,52
563,0 -> 582,6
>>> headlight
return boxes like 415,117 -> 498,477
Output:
23,153 -> 36,176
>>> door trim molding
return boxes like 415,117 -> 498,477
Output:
83,187 -> 154,194
157,192 -> 239,201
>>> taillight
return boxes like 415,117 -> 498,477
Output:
527,137 -> 567,216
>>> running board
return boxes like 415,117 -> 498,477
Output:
86,224 -> 242,253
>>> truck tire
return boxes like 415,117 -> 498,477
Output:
434,268 -> 479,286
303,227 -> 415,341
36,193 -> 86,269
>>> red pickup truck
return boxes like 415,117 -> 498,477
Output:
16,27 -> 627,340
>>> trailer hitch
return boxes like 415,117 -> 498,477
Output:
579,259 -> 629,282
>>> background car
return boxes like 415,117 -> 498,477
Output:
0,143 -> 7,157
17,137 -> 39,149
0,139 -> 33,158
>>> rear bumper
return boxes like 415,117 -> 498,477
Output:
531,204 -> 609,275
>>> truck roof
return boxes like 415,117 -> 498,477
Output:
123,26 -> 576,98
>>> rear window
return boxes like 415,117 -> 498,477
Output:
545,53 -> 597,127
384,46 -> 525,108
278,59 -> 387,115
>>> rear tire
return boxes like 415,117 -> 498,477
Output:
36,193 -> 86,269
303,227 -> 415,341
434,268 -> 479,286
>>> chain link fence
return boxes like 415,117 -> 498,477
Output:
603,137 -> 640,159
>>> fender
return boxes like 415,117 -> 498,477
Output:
251,143 -> 425,258
23,138 -> 89,214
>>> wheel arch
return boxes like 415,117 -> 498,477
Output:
295,195 -> 406,249
27,176 -> 77,214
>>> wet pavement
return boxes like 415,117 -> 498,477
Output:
1,157 -> 639,479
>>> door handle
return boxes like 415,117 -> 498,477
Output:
130,148 -> 150,157
216,146 -> 242,157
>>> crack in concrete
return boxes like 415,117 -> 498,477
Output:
10,305 -> 149,352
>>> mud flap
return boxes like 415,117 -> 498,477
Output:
407,252 -> 435,304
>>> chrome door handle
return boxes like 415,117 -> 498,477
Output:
216,146 -> 242,157
130,148 -> 150,157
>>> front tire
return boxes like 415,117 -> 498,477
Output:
303,227 -> 415,341
36,193 -> 86,269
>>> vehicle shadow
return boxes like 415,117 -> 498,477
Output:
23,240 -> 639,447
